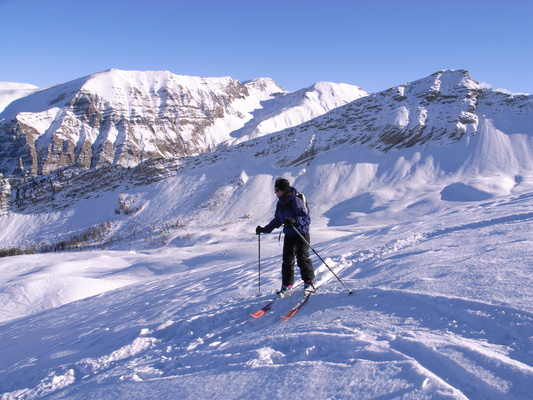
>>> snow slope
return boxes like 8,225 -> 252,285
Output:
0,69 -> 532,399
0,184 -> 532,399
0,82 -> 39,113
229,81 -> 368,144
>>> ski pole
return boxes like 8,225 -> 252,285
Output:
257,232 -> 261,296
291,226 -> 353,295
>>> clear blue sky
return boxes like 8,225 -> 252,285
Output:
1,0 -> 531,93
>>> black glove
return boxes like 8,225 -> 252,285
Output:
284,217 -> 297,227
256,226 -> 265,235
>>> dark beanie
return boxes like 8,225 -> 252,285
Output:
275,178 -> 291,192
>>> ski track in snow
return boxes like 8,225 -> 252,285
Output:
1,191 -> 532,399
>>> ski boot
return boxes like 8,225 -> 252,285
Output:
303,281 -> 316,295
277,285 -> 293,297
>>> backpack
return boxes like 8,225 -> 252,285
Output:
295,192 -> 309,215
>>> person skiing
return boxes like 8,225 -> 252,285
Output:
256,178 -> 315,295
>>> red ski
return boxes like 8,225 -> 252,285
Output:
251,300 -> 275,318
251,292 -> 288,318
280,294 -> 311,320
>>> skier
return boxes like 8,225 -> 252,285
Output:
256,178 -> 315,295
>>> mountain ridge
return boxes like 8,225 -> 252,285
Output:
281,69 -> 530,152
1,68 -> 529,181
0,69 -> 366,177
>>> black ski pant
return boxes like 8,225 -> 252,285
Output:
281,233 -> 315,287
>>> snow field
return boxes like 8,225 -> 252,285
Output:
1,188 -> 532,399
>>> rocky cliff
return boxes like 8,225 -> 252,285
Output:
0,69 -> 367,177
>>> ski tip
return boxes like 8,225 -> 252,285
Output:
280,310 -> 297,320
251,310 -> 266,318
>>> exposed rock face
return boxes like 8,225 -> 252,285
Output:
289,69 -> 532,152
0,69 -> 367,177
0,70 -> 268,176
0,173 -> 10,216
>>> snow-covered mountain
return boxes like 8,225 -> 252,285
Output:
229,80 -> 368,144
0,69 -> 366,177
281,69 -> 532,152
0,69 -> 532,399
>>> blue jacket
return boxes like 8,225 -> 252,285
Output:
263,187 -> 310,236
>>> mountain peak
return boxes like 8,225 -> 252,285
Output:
398,69 -> 487,99
243,77 -> 286,94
